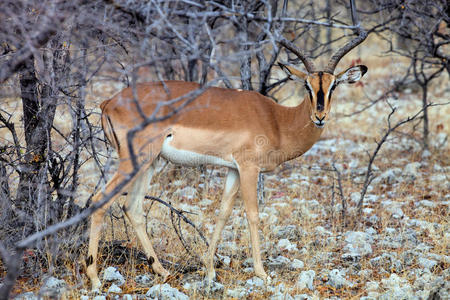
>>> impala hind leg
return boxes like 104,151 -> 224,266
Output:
86,160 -> 136,291
205,168 -> 240,281
239,165 -> 269,283
123,161 -> 170,281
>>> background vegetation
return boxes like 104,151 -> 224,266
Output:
0,0 -> 448,298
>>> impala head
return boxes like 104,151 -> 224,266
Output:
279,30 -> 368,128
279,63 -> 367,128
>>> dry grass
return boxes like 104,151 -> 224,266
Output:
2,34 -> 449,299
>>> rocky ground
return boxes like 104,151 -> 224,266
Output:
13,124 -> 449,299
8,46 -> 450,300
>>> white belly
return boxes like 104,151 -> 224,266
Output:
160,135 -> 237,169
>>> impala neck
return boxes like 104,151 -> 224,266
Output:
276,97 -> 324,162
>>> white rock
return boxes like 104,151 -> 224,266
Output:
226,287 -> 247,298
413,269 -> 435,291
268,255 -> 291,268
416,200 -> 436,208
382,201 -> 404,218
171,180 -> 184,187
273,202 -> 290,209
418,257 -> 438,269
270,283 -> 293,300
381,273 -> 407,289
267,214 -> 279,224
360,296 -> 377,300
373,168 -> 402,184
403,162 -> 421,182
107,283 -> 122,293
315,226 -> 331,236
291,259 -> 305,269
274,225 -> 302,240
433,164 -> 443,171
146,283 -> 189,300
263,206 -> 279,216
297,270 -> 315,290
370,253 -> 403,272
327,269 -> 354,288
342,231 -> 373,260
39,276 -> 67,298
198,198 -> 213,206
42,276 -> 66,289
245,276 -> 265,290
80,296 -> 89,300
359,269 -> 373,279
379,274 -> 414,300
93,296 -> 106,300
103,267 -> 125,286
365,281 -> 379,291
123,295 -> 132,300
293,294 -> 313,300
14,292 -> 38,300
217,254 -> 231,266
191,279 -> 224,294
178,203 -> 201,214
363,207 -> 374,214
135,274 -> 152,285
277,239 -> 298,252
432,132 -> 447,148
364,194 -> 379,204
422,149 -> 431,158
367,215 -> 379,224
174,186 -> 198,199
365,227 -> 377,236
430,174 -> 448,185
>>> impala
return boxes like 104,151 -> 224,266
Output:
86,34 -> 368,290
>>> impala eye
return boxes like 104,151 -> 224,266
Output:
305,84 -> 313,100
329,84 -> 337,98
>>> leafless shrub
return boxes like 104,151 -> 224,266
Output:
1,0 -> 447,298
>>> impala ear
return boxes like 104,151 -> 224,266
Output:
278,62 -> 308,81
336,65 -> 368,84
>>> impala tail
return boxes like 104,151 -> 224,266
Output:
100,100 -> 121,151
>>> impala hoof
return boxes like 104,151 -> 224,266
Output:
90,279 -> 101,292
264,275 -> 272,286
255,270 -> 271,285
206,269 -> 216,282
201,278 -> 225,296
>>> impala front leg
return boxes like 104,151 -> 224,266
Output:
239,164 -> 269,283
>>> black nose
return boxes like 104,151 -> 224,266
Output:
315,115 -> 325,122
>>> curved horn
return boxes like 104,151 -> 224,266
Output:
279,37 -> 316,73
324,28 -> 367,74
324,0 -> 368,74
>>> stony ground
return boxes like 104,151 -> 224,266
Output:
14,100 -> 449,299
8,50 -> 450,299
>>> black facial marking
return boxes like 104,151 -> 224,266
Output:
305,83 -> 313,101
317,72 -> 325,111
86,255 -> 93,267
148,256 -> 155,265
106,115 -> 121,151
329,83 -> 336,99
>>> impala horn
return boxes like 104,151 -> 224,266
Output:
279,38 -> 316,74
324,27 -> 368,74
324,0 -> 368,74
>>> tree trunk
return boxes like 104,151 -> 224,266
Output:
238,19 -> 253,90
421,84 -> 429,150
15,55 -> 57,237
